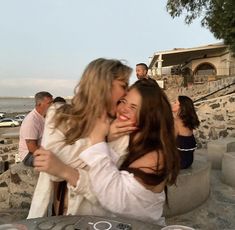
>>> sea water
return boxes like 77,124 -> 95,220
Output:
0,97 -> 34,113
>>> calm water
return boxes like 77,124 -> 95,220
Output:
0,98 -> 34,113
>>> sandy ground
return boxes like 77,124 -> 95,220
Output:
0,127 -> 20,135
0,126 -> 20,144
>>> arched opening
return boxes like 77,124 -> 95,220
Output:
194,62 -> 216,83
194,62 -> 216,76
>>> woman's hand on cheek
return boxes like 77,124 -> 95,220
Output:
107,119 -> 138,141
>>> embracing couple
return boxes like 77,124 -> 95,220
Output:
28,58 -> 180,226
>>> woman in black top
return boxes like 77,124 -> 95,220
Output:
172,96 -> 200,169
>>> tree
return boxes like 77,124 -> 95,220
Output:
166,0 -> 235,54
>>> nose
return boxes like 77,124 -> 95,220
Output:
120,103 -> 130,114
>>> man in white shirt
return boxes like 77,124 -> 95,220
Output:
18,91 -> 53,166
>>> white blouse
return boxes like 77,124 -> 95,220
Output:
79,142 -> 166,226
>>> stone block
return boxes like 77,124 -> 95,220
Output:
221,152 -> 235,187
0,187 -> 10,209
207,137 -> 235,169
0,163 -> 38,210
163,159 -> 211,217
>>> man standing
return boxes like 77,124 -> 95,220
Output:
18,91 -> 53,166
136,63 -> 149,79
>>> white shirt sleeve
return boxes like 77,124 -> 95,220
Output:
79,142 -> 165,224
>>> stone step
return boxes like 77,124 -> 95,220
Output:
207,137 -> 235,169
163,159 -> 211,217
221,152 -> 235,187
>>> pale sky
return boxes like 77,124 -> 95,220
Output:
0,0 -> 219,97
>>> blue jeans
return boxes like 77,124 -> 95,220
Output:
22,152 -> 34,167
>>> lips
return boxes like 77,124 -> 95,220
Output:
118,114 -> 129,121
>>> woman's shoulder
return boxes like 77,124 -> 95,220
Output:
129,150 -> 166,192
130,150 -> 164,173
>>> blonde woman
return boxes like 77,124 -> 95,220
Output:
28,58 -> 135,218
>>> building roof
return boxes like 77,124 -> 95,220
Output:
149,43 -> 228,68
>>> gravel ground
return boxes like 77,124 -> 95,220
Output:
166,170 -> 235,229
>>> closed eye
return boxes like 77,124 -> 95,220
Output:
119,98 -> 127,104
130,104 -> 137,110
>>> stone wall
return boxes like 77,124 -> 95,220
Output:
194,93 -> 235,148
160,75 -> 235,148
164,75 -> 235,102
0,142 -> 18,173
0,141 -> 38,213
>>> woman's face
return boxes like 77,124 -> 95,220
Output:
116,88 -> 141,124
172,99 -> 180,113
109,79 -> 128,118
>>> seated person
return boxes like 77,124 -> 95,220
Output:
172,95 -> 200,169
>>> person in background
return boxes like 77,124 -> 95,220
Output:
18,91 -> 53,167
34,79 -> 180,225
53,96 -> 66,104
172,95 -> 200,169
136,63 -> 149,79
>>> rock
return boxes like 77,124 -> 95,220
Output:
0,163 -> 39,210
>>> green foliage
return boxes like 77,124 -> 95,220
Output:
166,0 -> 235,54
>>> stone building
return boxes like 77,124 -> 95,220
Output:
148,43 -> 235,88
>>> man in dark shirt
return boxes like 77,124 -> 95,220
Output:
136,63 -> 149,79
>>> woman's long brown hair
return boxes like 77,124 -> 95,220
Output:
120,79 -> 180,186
178,95 -> 200,130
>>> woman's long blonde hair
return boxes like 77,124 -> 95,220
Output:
53,58 -> 132,144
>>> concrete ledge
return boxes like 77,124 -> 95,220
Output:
207,138 -> 235,169
163,159 -> 211,217
222,152 -> 235,187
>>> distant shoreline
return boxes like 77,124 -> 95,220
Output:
0,97 -> 71,113
0,96 -> 34,99
5,111 -> 30,117
0,96 -> 73,99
